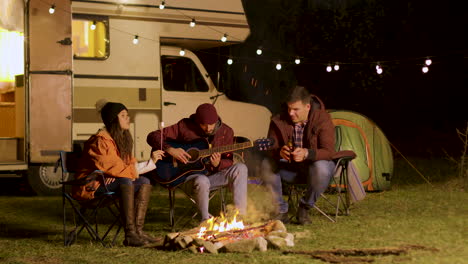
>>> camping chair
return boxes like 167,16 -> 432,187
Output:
57,151 -> 122,247
158,180 -> 226,231
284,126 -> 358,222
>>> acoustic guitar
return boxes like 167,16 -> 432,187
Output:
153,138 -> 273,187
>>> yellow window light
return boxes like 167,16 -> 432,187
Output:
0,29 -> 24,83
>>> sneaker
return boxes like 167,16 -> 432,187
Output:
297,205 -> 312,225
274,212 -> 290,224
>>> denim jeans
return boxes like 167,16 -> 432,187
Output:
95,176 -> 150,195
266,160 -> 335,213
184,163 -> 248,220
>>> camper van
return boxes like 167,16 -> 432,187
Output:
0,0 -> 271,195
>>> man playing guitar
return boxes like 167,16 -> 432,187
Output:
146,103 -> 247,222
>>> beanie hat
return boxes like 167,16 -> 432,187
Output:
194,103 -> 219,124
100,102 -> 127,128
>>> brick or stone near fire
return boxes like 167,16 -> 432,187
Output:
163,220 -> 295,253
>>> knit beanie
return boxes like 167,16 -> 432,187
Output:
194,103 -> 219,124
100,102 -> 127,128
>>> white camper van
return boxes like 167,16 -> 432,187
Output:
0,0 -> 271,195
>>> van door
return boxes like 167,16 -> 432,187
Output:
160,46 -> 217,126
28,0 -> 73,163
26,0 -> 72,196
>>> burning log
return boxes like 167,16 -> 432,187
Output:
163,217 -> 294,253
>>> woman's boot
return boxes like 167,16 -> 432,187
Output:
135,184 -> 161,243
120,184 -> 146,247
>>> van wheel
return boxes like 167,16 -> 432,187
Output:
28,164 -> 69,196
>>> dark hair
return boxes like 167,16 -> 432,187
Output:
107,117 -> 133,162
286,86 -> 310,105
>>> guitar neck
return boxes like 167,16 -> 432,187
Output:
199,141 -> 253,157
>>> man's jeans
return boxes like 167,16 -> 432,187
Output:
184,163 -> 248,220
266,160 -> 335,214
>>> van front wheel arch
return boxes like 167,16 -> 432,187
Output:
28,164 -> 68,196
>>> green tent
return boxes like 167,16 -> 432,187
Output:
330,110 -> 393,191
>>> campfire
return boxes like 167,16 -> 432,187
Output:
163,209 -> 295,253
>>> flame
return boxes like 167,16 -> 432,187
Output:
197,209 -> 245,239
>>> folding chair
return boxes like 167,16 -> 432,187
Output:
154,178 -> 226,231
285,126 -> 357,223
57,151 -> 122,247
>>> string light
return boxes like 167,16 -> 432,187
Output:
49,4 -> 56,14
39,1 -> 444,73
376,63 -> 383,74
256,47 -> 262,55
425,58 -> 432,66
221,34 -> 227,42
276,63 -> 282,70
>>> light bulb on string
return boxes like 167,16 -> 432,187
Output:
159,0 -> 165,9
334,64 -> 340,71
190,19 -> 196,27
256,47 -> 262,55
422,66 -> 429,73
90,21 -> 96,30
376,63 -> 383,74
49,4 -> 56,14
179,48 -> 185,56
326,65 -> 332,72
227,58 -> 233,65
425,58 -> 432,66
221,34 -> 227,42
294,57 -> 301,65
376,64 -> 383,74
276,63 -> 282,70
133,35 -> 139,45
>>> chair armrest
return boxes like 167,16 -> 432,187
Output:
60,171 -> 99,186
332,150 -> 356,164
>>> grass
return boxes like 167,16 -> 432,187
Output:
0,157 -> 467,264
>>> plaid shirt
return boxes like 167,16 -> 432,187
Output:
293,122 -> 307,149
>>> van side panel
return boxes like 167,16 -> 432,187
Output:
73,17 -> 161,161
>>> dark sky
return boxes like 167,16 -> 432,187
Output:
214,0 -> 466,155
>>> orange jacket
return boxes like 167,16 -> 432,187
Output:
72,129 -> 137,200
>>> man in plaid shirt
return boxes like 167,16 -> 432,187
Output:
263,86 -> 336,225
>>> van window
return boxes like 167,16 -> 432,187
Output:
161,56 -> 209,92
0,28 -> 24,84
72,15 -> 109,60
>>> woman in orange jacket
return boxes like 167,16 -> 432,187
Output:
73,100 -> 164,247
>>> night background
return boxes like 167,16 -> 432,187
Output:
199,0 -> 467,157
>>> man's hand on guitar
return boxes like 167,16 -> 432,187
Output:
166,147 -> 191,164
210,152 -> 221,168
151,150 -> 165,163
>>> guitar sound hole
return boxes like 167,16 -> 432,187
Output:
186,149 -> 200,163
